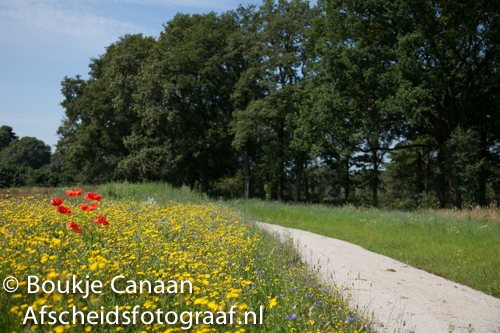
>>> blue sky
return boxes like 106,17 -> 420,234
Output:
1,0 -> 314,150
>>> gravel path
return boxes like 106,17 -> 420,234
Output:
257,222 -> 500,333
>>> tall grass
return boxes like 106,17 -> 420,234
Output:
227,199 -> 500,298
0,182 -> 205,205
99,182 -> 204,204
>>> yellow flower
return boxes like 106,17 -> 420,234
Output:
269,297 -> 278,309
53,326 -> 64,333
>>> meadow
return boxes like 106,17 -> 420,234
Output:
228,199 -> 500,298
0,184 -> 372,333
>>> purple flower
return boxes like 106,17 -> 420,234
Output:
288,314 -> 297,320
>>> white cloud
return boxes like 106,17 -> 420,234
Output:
0,0 -> 151,40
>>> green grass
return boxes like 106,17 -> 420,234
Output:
99,181 -> 205,204
226,199 -> 500,298
3,181 -> 207,205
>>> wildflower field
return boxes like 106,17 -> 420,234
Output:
0,188 -> 372,333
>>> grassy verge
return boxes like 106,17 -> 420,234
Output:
227,199 -> 500,298
0,187 -> 373,332
0,182 -> 204,205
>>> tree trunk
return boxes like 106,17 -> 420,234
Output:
436,147 -> 446,208
277,120 -> 284,202
277,167 -> 283,202
201,152 -> 208,193
294,165 -> 300,204
372,150 -> 378,207
344,158 -> 350,200
295,171 -> 301,203
424,155 -> 429,195
448,166 -> 461,208
478,125 -> 488,206
244,141 -> 250,200
304,170 -> 310,202
416,152 -> 423,194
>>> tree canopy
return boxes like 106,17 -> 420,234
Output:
1,136 -> 51,169
55,0 -> 500,207
0,126 -> 17,150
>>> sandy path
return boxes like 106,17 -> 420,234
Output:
257,222 -> 500,333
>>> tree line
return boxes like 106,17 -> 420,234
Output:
53,0 -> 500,208
0,126 -> 74,188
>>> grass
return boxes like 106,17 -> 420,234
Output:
0,185 -> 373,333
0,182 -> 204,205
227,199 -> 500,298
99,182 -> 204,205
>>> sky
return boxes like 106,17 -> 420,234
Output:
0,0 -> 312,150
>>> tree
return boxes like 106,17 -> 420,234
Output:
384,138 -> 437,203
392,0 -> 500,208
1,137 -> 51,169
232,0 -> 317,201
319,0 -> 500,208
296,0 -> 401,206
0,126 -> 17,150
58,34 -> 156,183
445,127 -> 485,207
229,5 -> 267,199
120,12 -> 241,192
292,80 -> 361,201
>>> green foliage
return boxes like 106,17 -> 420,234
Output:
0,165 -> 74,189
0,125 -> 17,150
294,0 -> 402,206
48,151 -> 65,173
54,0 -> 500,207
293,0 -> 500,207
209,169 -> 245,199
445,127 -> 485,207
118,12 -> 241,192
1,137 -> 51,169
230,0 -> 318,201
58,34 -> 156,183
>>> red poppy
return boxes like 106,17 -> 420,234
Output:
56,206 -> 71,214
80,203 -> 99,211
93,215 -> 109,226
66,189 -> 83,197
50,198 -> 64,206
84,193 -> 101,201
67,221 -> 82,233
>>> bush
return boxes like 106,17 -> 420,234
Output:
0,165 -> 74,189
